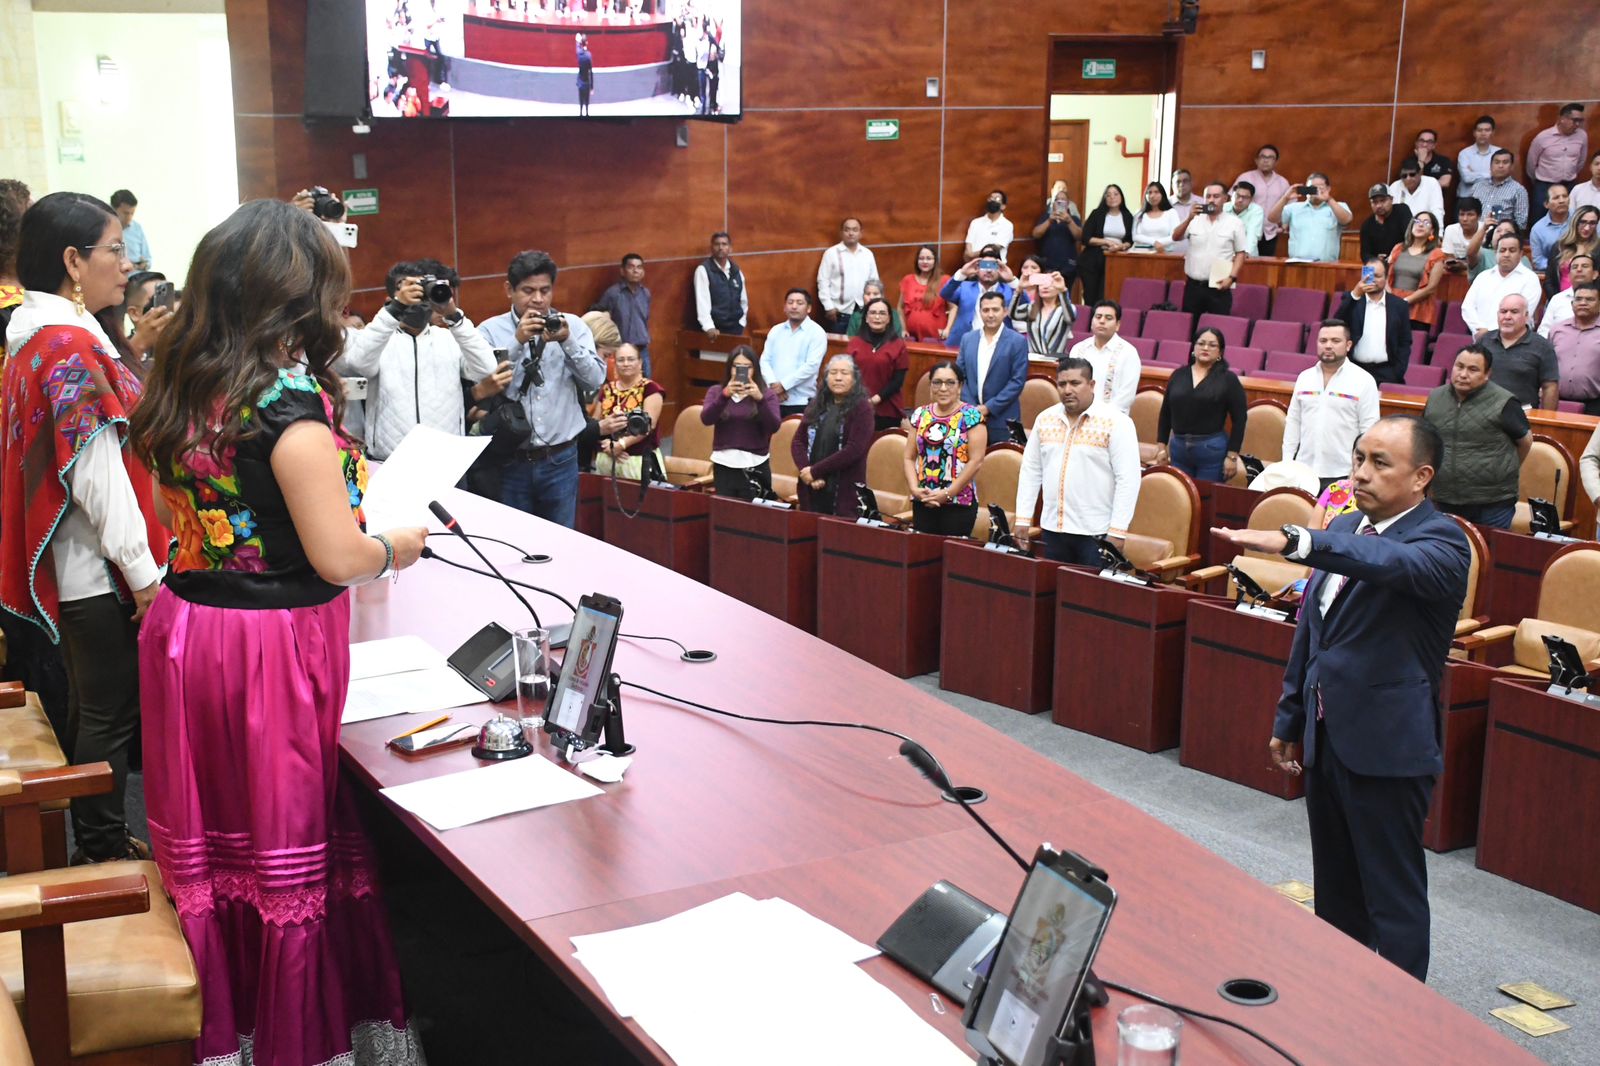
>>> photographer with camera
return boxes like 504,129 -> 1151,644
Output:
1171,182 -> 1250,318
335,258 -> 500,460
477,250 -> 605,528
593,344 -> 665,479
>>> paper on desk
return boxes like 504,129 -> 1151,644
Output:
342,665 -> 485,724
349,635 -> 449,680
570,893 -> 965,1066
361,425 -> 489,532
380,753 -> 602,830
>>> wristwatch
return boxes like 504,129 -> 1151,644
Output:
1279,524 -> 1305,557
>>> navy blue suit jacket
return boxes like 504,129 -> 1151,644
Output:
956,327 -> 1030,428
1272,501 -> 1469,778
1334,291 -> 1413,385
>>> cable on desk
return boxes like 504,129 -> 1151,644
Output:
1100,979 -> 1303,1066
420,546 -> 578,613
618,632 -> 690,655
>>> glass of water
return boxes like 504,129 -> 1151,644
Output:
511,627 -> 552,740
1116,1004 -> 1181,1066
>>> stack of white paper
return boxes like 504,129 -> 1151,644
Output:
571,893 -> 974,1066
349,635 -> 449,680
342,667 -> 487,724
361,425 -> 490,532
379,754 -> 603,830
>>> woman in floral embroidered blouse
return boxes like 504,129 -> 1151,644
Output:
902,360 -> 988,536
592,342 -> 666,479
129,200 -> 429,1066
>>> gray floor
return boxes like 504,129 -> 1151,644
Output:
907,674 -> 1600,1065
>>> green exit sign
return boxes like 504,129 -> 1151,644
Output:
342,188 -> 380,216
1082,59 -> 1117,80
865,118 -> 900,141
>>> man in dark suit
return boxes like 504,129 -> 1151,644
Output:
956,291 -> 1030,445
1214,415 -> 1469,982
1334,256 -> 1414,385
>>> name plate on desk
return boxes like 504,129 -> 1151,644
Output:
1545,684 -> 1600,705
1096,568 -> 1153,587
1234,602 -> 1290,622
1532,532 -> 1582,543
982,542 -> 1030,556
748,497 -> 792,510
856,517 -> 902,530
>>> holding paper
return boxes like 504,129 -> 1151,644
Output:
361,425 -> 490,533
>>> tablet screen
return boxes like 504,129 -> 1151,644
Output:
971,861 -> 1112,1066
546,603 -> 620,739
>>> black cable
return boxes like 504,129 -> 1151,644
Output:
618,632 -> 689,655
453,531 -> 537,557
620,678 -> 1304,1066
1101,979 -> 1304,1066
421,548 -> 578,612
618,679 -> 1028,876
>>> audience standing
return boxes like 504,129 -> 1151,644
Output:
1401,128 -> 1456,195
1283,319 -> 1381,491
592,343 -> 665,479
1456,115 -> 1502,188
964,189 -> 1014,260
1171,182 -> 1250,318
1423,344 -> 1531,529
1132,182 -> 1178,250
1078,185 -> 1134,305
1387,212 -> 1447,330
1360,184 -> 1412,263
939,249 -> 1014,347
693,231 -> 747,337
592,252 -> 654,376
844,278 -> 903,338
899,244 -> 951,343
1548,206 -> 1600,294
1527,104 -> 1589,223
957,291 -> 1029,445
110,188 -> 151,271
1155,327 -> 1248,482
759,287 -> 829,416
1067,300 -> 1141,414
1482,294 -> 1559,410
1226,181 -> 1265,251
1270,174 -> 1353,263
1539,253 -> 1595,335
816,217 -> 879,335
1388,161 -> 1443,228
847,297 -> 911,431
1549,282 -> 1600,414
792,354 -> 873,515
1024,271 -> 1073,357
1015,357 -> 1140,567
903,361 -> 987,536
1571,150 -> 1600,213
1237,145 -> 1292,255
1529,184 -> 1572,273
1462,232 -> 1544,336
700,345 -> 781,500
1032,184 -> 1083,283
1336,255 -> 1413,386
1442,196 -> 1490,277
1463,150 -> 1529,229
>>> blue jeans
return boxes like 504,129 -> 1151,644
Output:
636,345 -> 652,379
499,446 -> 580,529
1040,531 -> 1103,567
1440,499 -> 1515,530
1169,431 -> 1228,482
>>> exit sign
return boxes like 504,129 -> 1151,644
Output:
865,118 -> 900,141
1082,59 -> 1117,80
342,188 -> 380,216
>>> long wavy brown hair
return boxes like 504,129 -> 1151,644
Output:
131,199 -> 351,480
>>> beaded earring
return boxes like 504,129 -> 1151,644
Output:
72,282 -> 85,316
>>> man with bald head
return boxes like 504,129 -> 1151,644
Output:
1482,293 -> 1559,409
1215,415 -> 1469,982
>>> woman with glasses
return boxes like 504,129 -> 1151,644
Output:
1549,206 -> 1600,294
1387,210 -> 1447,329
903,361 -> 988,535
0,192 -> 162,863
1153,327 -> 1247,482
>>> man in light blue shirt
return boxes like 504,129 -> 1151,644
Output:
111,189 -> 150,270
759,288 -> 828,416
1528,183 -> 1570,271
1268,172 -> 1353,262
477,249 -> 605,529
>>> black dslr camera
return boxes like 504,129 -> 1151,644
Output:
620,410 -> 652,438
416,274 -> 454,305
541,309 -> 564,334
307,186 -> 345,221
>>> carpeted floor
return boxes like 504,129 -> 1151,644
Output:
906,673 -> 1599,1065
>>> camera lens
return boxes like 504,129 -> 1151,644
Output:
426,280 -> 452,304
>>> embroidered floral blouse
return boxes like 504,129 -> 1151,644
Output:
908,403 -> 985,506
161,368 -> 367,609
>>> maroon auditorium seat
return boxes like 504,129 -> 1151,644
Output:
1265,351 -> 1316,376
1248,319 -> 1304,351
1120,277 -> 1167,313
1231,284 -> 1270,321
1128,336 -> 1158,363
1440,301 -> 1467,336
1270,287 -> 1329,325
1228,347 -> 1265,373
1196,313 -> 1250,347
1403,363 -> 1446,387
1156,340 -> 1192,364
1139,309 -> 1194,342
1431,332 -> 1474,366
1167,279 -> 1186,307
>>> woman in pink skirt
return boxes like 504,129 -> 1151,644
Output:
131,199 -> 430,1066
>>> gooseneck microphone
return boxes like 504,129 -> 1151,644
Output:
898,740 -> 1028,872
427,500 -> 542,628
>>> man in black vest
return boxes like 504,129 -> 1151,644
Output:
1422,343 -> 1531,529
693,231 -> 747,339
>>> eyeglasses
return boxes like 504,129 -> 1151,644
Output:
80,242 -> 129,260
1417,138 -> 1436,145
930,379 -> 960,389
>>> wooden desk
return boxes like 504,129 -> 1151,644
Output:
1180,599 -> 1303,799
816,518 -> 945,678
601,483 -> 710,584
1203,483 -> 1260,566
1477,679 -> 1600,913
576,472 -> 606,539
1054,568 -> 1200,752
707,497 -> 819,634
342,489 -> 1536,1065
1483,528 -> 1569,627
1425,660 -> 1499,853
939,541 -> 1059,713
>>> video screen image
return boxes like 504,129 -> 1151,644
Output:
367,0 -> 742,118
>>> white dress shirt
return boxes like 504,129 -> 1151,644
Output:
815,242 -> 880,315
1350,296 -> 1391,368
1461,263 -> 1545,335
1285,504 -> 1421,616
1282,359 -> 1381,478
1571,178 -> 1600,214
1388,176 -> 1445,224
975,328 -> 1001,403
1538,289 -> 1576,337
1182,211 -> 1249,284
4,291 -> 160,603
692,259 -> 749,331
1068,333 -> 1141,414
1015,400 -> 1141,537
964,214 -> 1015,258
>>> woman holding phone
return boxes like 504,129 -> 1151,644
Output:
1006,255 -> 1045,332
700,344 -> 782,499
1025,271 -> 1073,356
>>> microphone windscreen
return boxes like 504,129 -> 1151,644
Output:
428,500 -> 455,527
899,740 -> 953,793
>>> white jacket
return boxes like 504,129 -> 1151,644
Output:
336,306 -> 498,459
1015,401 -> 1141,537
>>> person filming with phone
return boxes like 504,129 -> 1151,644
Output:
1268,173 -> 1353,263
1334,254 -> 1413,385
336,257 -> 500,460
701,344 -> 781,500
119,268 -> 176,366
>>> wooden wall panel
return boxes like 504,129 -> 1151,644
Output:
940,108 -> 1050,245
1049,39 -> 1177,96
1175,107 -> 1393,207
1396,0 -> 1600,103
1391,103 -> 1576,179
1180,0 -> 1402,106
225,0 -> 272,115
740,1 -> 944,110
727,110 -> 942,250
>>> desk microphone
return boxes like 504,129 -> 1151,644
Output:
428,500 -> 542,628
898,740 -> 1028,872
